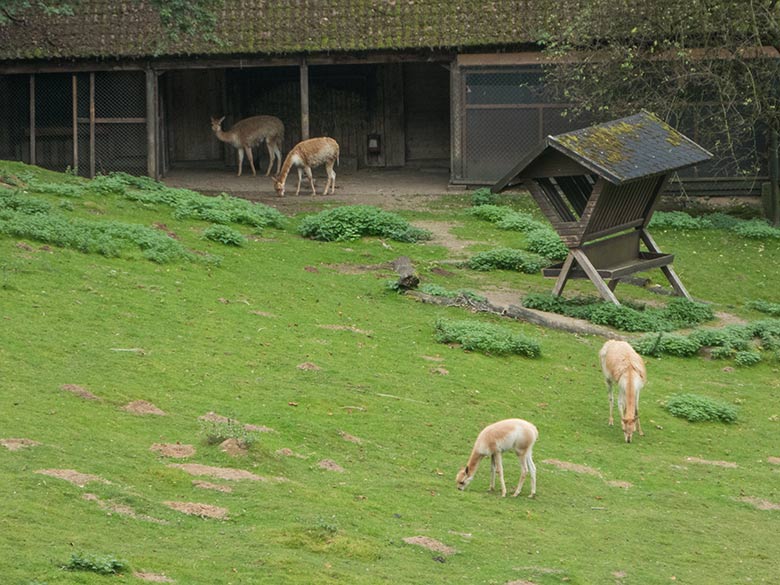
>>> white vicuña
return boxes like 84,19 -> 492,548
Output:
599,339 -> 647,443
210,115 -> 285,177
274,137 -> 339,197
456,418 -> 538,498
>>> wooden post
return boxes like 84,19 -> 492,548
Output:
300,58 -> 309,141
770,129 -> 779,227
145,68 -> 158,179
72,73 -> 78,173
89,72 -> 95,178
450,59 -> 463,182
29,74 -> 36,166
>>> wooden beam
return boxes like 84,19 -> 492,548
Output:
571,248 -> 621,305
72,74 -> 78,173
29,74 -> 35,166
639,229 -> 692,299
300,58 -> 309,141
551,252 -> 575,297
146,68 -> 158,179
89,72 -> 95,178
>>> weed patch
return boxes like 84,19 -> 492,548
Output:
65,552 -> 129,575
434,318 -> 541,357
664,393 -> 738,423
467,248 -> 547,273
298,205 -> 432,242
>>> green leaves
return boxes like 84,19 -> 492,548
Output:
297,205 -> 432,243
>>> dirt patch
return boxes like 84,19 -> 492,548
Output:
297,362 -> 322,371
122,400 -> 166,416
403,536 -> 456,556
219,438 -> 248,457
193,480 -> 233,493
339,431 -> 363,444
738,496 -> 780,511
323,262 -> 392,275
318,459 -> 345,472
506,581 -> 536,585
714,311 -> 748,326
60,384 -> 100,401
168,463 -> 264,481
1,438 -> 41,451
198,412 -> 274,433
36,469 -> 108,487
543,459 -> 603,478
133,572 -> 175,583
431,366 -> 449,375
685,456 -> 737,468
276,448 -> 305,458
82,493 -> 167,524
421,355 -> 445,362
410,220 -> 479,255
767,456 -> 780,465
476,287 -> 523,308
250,310 -> 276,317
606,480 -> 633,489
318,324 -> 373,335
152,222 -> 179,240
163,501 -> 229,519
150,443 -> 195,458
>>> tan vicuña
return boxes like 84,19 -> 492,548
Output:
599,340 -> 647,443
210,115 -> 285,177
274,137 -> 339,197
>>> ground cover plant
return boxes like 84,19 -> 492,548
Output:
664,393 -> 739,424
434,317 -> 542,357
298,204 -> 432,242
1,161 -> 779,584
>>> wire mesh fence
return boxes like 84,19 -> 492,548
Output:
0,71 -> 147,178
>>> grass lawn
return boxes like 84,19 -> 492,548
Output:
0,161 -> 778,584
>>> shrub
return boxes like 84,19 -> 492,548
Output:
704,212 -> 741,230
731,219 -> 780,239
495,210 -> 542,232
649,210 -> 711,230
466,204 -> 513,223
199,417 -> 260,447
747,300 -> 780,317
298,205 -> 432,243
663,298 -> 715,329
66,553 -> 129,575
734,350 -> 762,367
525,228 -> 569,261
664,393 -> 738,423
470,187 -> 496,207
434,318 -> 541,357
633,333 -> 701,357
467,248 -> 547,273
203,224 -> 246,246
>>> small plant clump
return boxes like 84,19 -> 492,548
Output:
203,224 -> 247,246
470,187 -> 497,207
418,283 -> 487,302
199,417 -> 260,448
747,300 -> 780,317
467,248 -> 547,274
434,318 -> 541,357
664,393 -> 738,424
523,293 -> 714,332
65,552 -> 129,575
650,210 -> 780,239
298,205 -> 432,243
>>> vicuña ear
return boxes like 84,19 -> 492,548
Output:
464,465 -> 469,475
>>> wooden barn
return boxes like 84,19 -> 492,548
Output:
0,1 -> 771,196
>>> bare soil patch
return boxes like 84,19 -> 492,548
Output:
410,220 -> 479,255
738,496 -> 780,511
606,480 -> 633,489
421,355 -> 445,362
318,459 -> 345,472
162,501 -> 229,519
1,438 -> 41,451
219,438 -> 248,457
276,448 -> 306,458
122,400 -> 166,416
193,480 -> 233,493
82,493 -> 167,524
318,324 -> 373,335
168,463 -> 264,481
133,572 -> 175,583
403,536 -> 457,556
543,459 -> 603,478
250,310 -> 276,317
685,456 -> 737,468
199,412 -> 274,433
324,262 -> 392,275
506,581 -> 537,585
297,362 -> 322,371
339,431 -> 363,444
60,383 -> 99,401
35,469 -> 108,487
767,456 -> 780,465
150,443 -> 195,458
431,366 -> 449,375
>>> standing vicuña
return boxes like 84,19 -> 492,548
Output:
273,137 -> 339,197
210,115 -> 285,177
600,339 -> 647,443
456,418 -> 538,498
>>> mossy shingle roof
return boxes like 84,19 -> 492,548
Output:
0,0 -> 537,61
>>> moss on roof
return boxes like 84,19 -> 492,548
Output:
0,0 -> 538,61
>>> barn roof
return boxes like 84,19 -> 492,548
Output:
494,110 -> 713,190
0,0 -> 539,62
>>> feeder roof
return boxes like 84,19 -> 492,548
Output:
548,110 -> 713,184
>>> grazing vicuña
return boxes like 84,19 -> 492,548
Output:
274,137 -> 339,197
599,339 -> 647,443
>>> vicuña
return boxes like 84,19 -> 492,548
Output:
274,137 -> 339,197
210,115 -> 285,177
599,339 -> 647,443
456,418 -> 538,498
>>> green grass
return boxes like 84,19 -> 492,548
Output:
1,161 -> 779,584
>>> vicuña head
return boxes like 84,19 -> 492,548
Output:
455,466 -> 474,491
